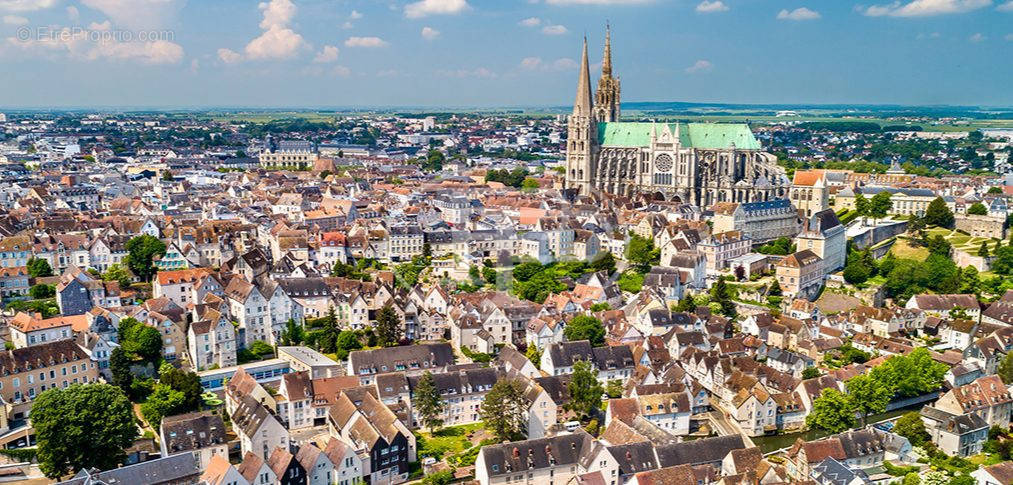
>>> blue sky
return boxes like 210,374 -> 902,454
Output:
0,0 -> 1011,108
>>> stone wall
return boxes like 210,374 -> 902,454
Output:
954,214 -> 1006,240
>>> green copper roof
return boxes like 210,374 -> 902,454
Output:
597,122 -> 761,150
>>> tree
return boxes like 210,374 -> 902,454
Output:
871,347 -> 947,398
125,235 -> 166,282
119,317 -> 163,362
846,374 -> 891,426
33,384 -> 138,478
109,347 -> 133,392
605,379 -> 623,398
801,367 -> 821,379
567,360 -> 604,418
675,295 -> 696,312
589,251 -> 616,275
894,411 -> 930,446
966,202 -> 988,215
521,178 -> 540,191
29,283 -> 55,299
26,257 -> 53,278
869,191 -> 893,222
710,277 -> 737,317
414,371 -> 445,433
480,379 -> 529,442
625,234 -> 659,273
335,330 -> 363,361
140,383 -> 186,427
806,388 -> 856,433
978,241 -> 990,258
988,186 -> 1003,194
525,344 -> 542,368
998,351 -> 1013,384
482,267 -> 497,285
923,197 -> 954,228
563,315 -> 606,347
854,193 -> 870,223
280,318 -> 304,346
102,263 -> 132,288
375,304 -> 402,347
768,279 -> 782,297
159,366 -> 202,411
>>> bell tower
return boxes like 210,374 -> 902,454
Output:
594,24 -> 621,123
565,36 -> 596,195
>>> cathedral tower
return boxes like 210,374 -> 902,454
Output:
594,25 -> 621,123
565,36 -> 596,195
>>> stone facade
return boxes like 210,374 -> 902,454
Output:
712,199 -> 799,244
955,214 -> 1006,240
563,31 -> 788,205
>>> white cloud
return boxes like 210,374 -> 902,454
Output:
7,27 -> 184,64
0,0 -> 56,12
257,0 -> 296,29
345,36 -> 388,47
696,0 -> 729,13
542,24 -> 567,35
2,14 -> 27,24
217,48 -> 242,64
421,26 -> 440,40
997,0 -> 1013,10
777,7 -> 821,20
245,25 -> 306,59
66,5 -> 79,22
969,32 -> 985,42
348,10 -> 363,19
437,66 -> 496,78
313,44 -> 339,63
519,17 -> 541,26
404,0 -> 470,18
544,0 -> 653,4
80,0 -> 185,30
859,0 -> 991,17
520,56 -> 577,71
684,59 -> 713,73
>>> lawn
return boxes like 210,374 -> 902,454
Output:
889,238 -> 929,261
415,423 -> 484,461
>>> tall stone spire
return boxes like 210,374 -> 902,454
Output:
602,23 -> 613,77
594,25 -> 621,123
574,35 -> 593,116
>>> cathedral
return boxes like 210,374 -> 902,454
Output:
564,28 -> 789,207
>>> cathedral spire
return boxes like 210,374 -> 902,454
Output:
574,35 -> 593,117
602,23 -> 612,77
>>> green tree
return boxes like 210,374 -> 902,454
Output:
109,347 -> 133,393
512,271 -> 566,303
846,374 -> 891,426
871,347 -> 947,398
625,234 -> 659,273
605,379 -> 623,399
869,191 -> 893,222
521,178 -> 540,191
414,371 -> 445,432
997,351 -> 1013,384
26,257 -> 53,278
33,384 -> 138,478
806,388 -> 856,433
675,295 -> 696,312
119,317 -> 163,362
102,263 -> 132,288
375,304 -> 402,347
710,277 -> 737,317
923,197 -> 954,228
140,383 -> 186,427
334,330 -> 363,361
29,283 -> 55,299
482,267 -> 497,285
966,202 -> 988,215
854,193 -> 870,220
280,319 -> 304,346
616,270 -> 644,293
589,251 -> 616,275
567,360 -> 604,418
802,367 -> 821,379
978,241 -> 990,258
893,411 -> 931,446
124,235 -> 166,282
159,366 -> 202,411
480,379 -> 529,442
525,344 -> 542,368
563,315 -> 606,347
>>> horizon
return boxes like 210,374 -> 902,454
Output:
1,0 -> 1012,108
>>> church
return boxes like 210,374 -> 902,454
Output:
564,28 -> 790,207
